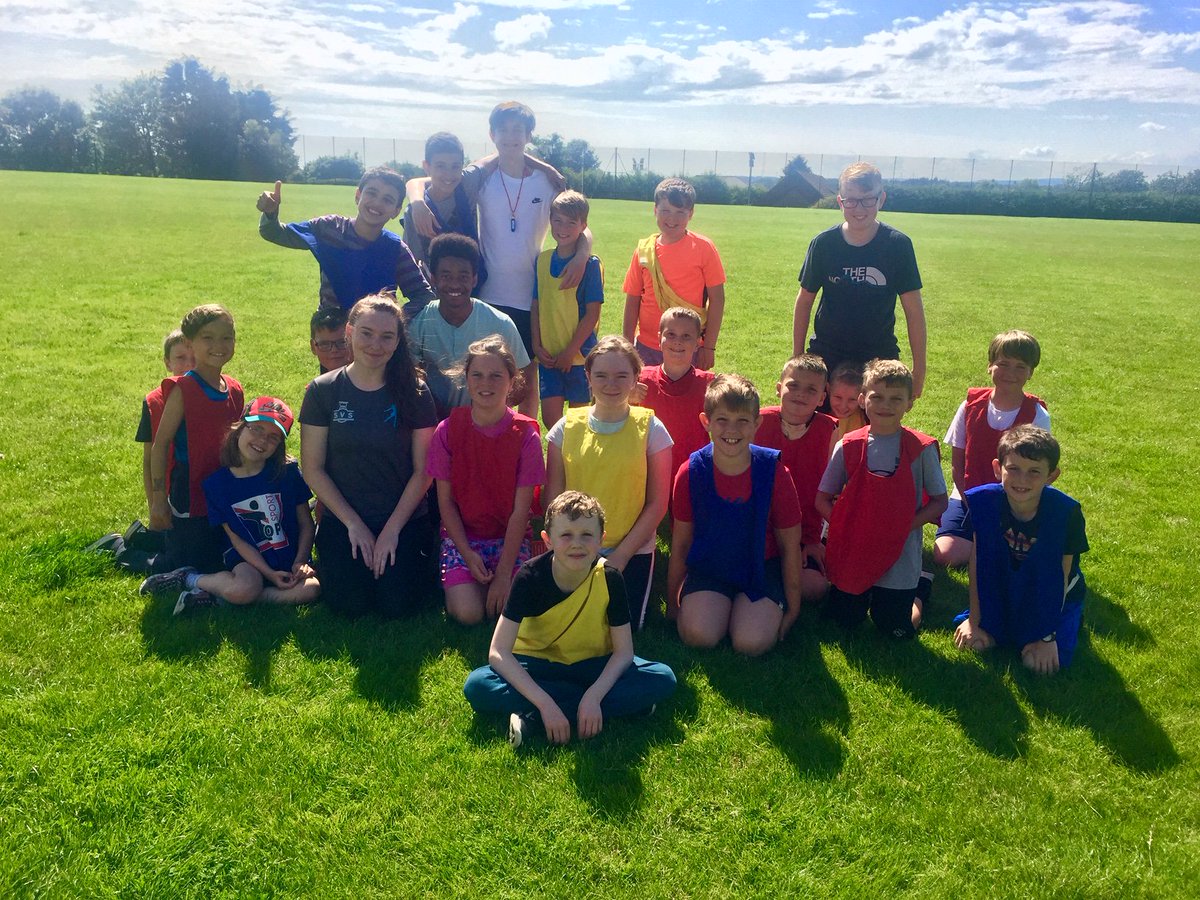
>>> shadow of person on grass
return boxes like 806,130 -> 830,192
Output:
1002,630 -> 1178,773
683,605 -> 851,779
836,622 -> 1032,760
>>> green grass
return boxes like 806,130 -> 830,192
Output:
1,171 -> 1198,897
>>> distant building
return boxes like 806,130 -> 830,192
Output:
763,172 -> 835,208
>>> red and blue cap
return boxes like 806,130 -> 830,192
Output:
244,396 -> 294,437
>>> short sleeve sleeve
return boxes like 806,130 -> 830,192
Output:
135,398 -> 153,443
671,461 -> 693,522
919,444 -> 948,496
426,419 -> 453,480
622,250 -> 643,296
647,415 -> 675,455
516,426 -> 546,486
299,375 -> 333,426
769,460 -> 803,530
818,441 -> 848,495
701,239 -> 725,287
603,564 -> 631,628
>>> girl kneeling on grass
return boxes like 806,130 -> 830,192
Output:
140,397 -> 320,614
428,336 -> 545,625
545,336 -> 673,629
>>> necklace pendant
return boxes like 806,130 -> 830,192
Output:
510,217 -> 517,233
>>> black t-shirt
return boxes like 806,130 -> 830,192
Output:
998,499 -> 1088,570
799,221 -> 922,363
503,553 -> 630,628
299,368 -> 437,531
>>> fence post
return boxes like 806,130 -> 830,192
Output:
302,135 -> 307,168
682,149 -> 686,176
362,137 -> 367,165
970,157 -> 975,187
1047,161 -> 1054,193
892,156 -> 898,181
392,138 -> 396,164
1007,158 -> 1013,190
930,157 -> 936,180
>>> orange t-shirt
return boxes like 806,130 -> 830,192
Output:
622,231 -> 725,350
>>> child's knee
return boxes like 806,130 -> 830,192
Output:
800,569 -> 829,601
933,537 -> 969,568
677,617 -> 722,649
446,599 -> 485,626
731,629 -> 776,657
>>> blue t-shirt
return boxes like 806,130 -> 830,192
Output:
203,460 -> 311,572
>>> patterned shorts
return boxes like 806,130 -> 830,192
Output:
440,533 -> 532,587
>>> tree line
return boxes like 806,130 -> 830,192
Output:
4,59 -> 1199,222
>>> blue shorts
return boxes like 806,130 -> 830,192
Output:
538,364 -> 590,403
682,556 -> 788,611
935,496 -> 972,540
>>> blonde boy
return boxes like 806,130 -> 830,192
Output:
463,491 -> 676,746
623,178 -> 726,370
669,375 -> 804,655
531,191 -> 604,427
816,359 -> 946,638
792,163 -> 926,397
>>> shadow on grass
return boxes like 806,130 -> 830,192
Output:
139,595 -> 451,710
1007,631 -> 1178,773
837,623 -> 1031,760
686,606 -> 851,779
1086,587 -> 1155,648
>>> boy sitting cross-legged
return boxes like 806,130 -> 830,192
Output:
669,375 -> 804,656
953,426 -> 1087,674
816,359 -> 947,638
257,167 -> 434,316
463,491 -> 677,747
531,190 -> 604,428
633,307 -> 715,486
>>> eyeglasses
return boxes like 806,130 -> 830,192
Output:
313,339 -> 348,351
839,195 -> 881,209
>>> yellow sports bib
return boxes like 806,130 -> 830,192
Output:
536,250 -> 601,365
561,406 -> 651,547
513,558 -> 613,664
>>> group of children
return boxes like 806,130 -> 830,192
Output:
123,99 -> 1087,747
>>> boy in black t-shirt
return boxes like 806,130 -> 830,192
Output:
953,426 -> 1088,674
792,162 -> 927,399
462,491 -> 676,747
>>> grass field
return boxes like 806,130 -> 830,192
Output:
1,171 -> 1198,898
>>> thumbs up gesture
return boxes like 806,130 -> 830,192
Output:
257,180 -> 282,215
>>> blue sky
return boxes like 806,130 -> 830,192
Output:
2,0 -> 1198,171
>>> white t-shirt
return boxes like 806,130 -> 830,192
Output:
476,168 -> 555,312
943,397 -> 1051,500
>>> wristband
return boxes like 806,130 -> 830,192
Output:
1041,632 -> 1057,643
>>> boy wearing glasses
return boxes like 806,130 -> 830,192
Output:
309,307 -> 352,374
791,163 -> 926,399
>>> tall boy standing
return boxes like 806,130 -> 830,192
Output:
257,167 -> 434,316
463,491 -> 676,747
816,359 -> 947,638
406,102 -> 591,418
531,190 -> 604,427
623,178 -> 726,370
792,163 -> 926,398
953,426 -> 1087,674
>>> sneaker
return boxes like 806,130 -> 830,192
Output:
140,566 -> 197,596
508,712 -> 536,748
173,588 -> 215,616
85,533 -> 124,554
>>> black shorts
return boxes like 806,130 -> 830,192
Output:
826,583 -> 917,638
683,556 -> 788,611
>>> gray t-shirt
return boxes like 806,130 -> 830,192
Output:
300,368 -> 438,531
819,430 -> 947,589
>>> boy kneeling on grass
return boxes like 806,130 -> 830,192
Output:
463,491 -> 676,747
953,426 -> 1088,674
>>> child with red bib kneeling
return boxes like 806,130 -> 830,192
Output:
816,359 -> 947,638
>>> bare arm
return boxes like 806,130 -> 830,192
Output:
911,492 -> 949,532
666,518 -> 693,621
792,287 -> 817,357
488,616 -> 570,743
776,524 -> 803,637
487,484 -> 536,617
623,293 -> 641,344
292,502 -> 316,576
558,228 -> 593,291
954,541 -> 993,650
606,446 -> 672,571
695,283 -> 725,371
899,289 -> 926,399
222,524 -> 292,590
555,301 -> 602,372
577,623 -> 635,739
814,490 -> 836,524
148,388 -> 184,531
950,446 -> 967,497
141,442 -> 154,515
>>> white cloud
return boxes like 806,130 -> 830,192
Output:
1019,146 -> 1057,159
809,1 -> 855,20
1138,121 -> 1167,131
493,12 -> 553,49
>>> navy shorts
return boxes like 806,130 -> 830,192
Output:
683,556 -> 788,611
493,305 -> 534,356
539,363 -> 590,403
935,496 -> 972,540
